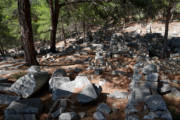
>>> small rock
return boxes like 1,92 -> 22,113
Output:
5,114 -> 36,120
145,95 -> 167,111
159,83 -> 171,94
142,64 -> 157,75
108,91 -> 128,99
51,107 -> 65,118
126,114 -> 139,120
27,66 -> 41,73
145,73 -> 159,82
166,87 -> 180,99
5,98 -> 42,119
144,112 -> 158,119
0,94 -> 20,105
93,111 -> 106,120
52,69 -> 66,78
59,112 -> 79,120
78,112 -> 86,119
97,103 -> 111,114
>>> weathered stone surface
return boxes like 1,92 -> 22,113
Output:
145,95 -> 167,111
0,94 -> 20,105
142,64 -> 157,74
5,98 -> 42,119
53,76 -> 98,104
49,77 -> 70,90
145,73 -> 159,82
93,111 -> 106,120
59,112 -> 79,120
10,72 -> 50,98
97,103 -> 111,114
51,107 -> 65,118
27,66 -> 41,73
108,91 -> 128,99
5,114 -> 36,120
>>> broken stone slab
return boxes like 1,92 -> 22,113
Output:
53,76 -> 98,104
58,112 -> 79,120
145,95 -> 167,111
93,111 -> 106,120
0,94 -> 20,105
142,64 -> 158,75
4,98 -> 42,118
108,91 -> 128,99
96,103 -> 111,114
49,77 -> 70,90
5,114 -> 36,120
145,73 -> 159,82
9,72 -> 50,98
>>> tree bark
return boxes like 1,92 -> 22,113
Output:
49,0 -> 60,53
162,2 -> 174,58
18,0 -> 38,65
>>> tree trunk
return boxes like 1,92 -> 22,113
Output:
18,0 -> 38,65
49,0 -> 60,53
162,2 -> 174,58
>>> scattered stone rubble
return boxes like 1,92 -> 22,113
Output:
125,60 -> 174,120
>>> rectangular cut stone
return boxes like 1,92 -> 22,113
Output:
10,72 -> 50,98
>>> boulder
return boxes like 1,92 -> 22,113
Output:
10,72 -> 50,98
49,77 -> 70,90
53,76 -> 98,104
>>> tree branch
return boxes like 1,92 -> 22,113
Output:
59,0 -> 113,8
